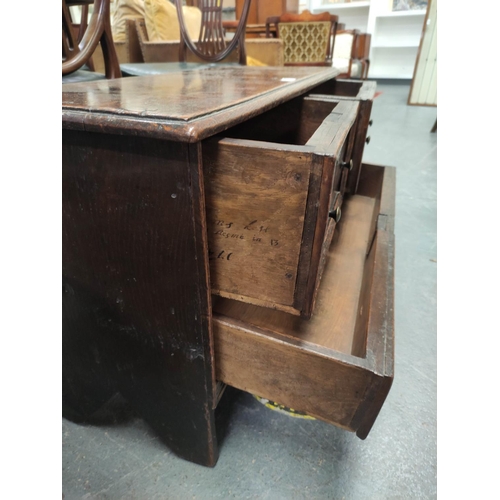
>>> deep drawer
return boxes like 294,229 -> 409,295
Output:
308,79 -> 377,194
203,96 -> 359,318
213,163 -> 395,439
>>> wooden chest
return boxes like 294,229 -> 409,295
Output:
204,96 -> 359,318
308,79 -> 377,194
62,67 -> 393,466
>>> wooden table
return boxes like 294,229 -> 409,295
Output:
62,66 -> 394,467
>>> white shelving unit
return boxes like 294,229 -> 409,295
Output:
308,0 -> 426,79
308,1 -> 371,31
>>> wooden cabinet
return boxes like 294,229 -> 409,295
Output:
236,0 -> 299,24
62,66 -> 393,466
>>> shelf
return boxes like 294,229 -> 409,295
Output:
312,1 -> 370,10
372,43 -> 420,48
377,9 -> 426,18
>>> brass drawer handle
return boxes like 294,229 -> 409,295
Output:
329,207 -> 342,223
342,159 -> 353,171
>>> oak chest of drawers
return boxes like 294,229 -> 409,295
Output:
62,66 -> 394,467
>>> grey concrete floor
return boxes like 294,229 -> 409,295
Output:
62,81 -> 437,499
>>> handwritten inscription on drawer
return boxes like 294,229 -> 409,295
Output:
204,140 -> 313,306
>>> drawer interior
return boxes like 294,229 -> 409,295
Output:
223,95 -> 346,146
309,80 -> 377,99
308,79 -> 370,99
212,163 -> 394,439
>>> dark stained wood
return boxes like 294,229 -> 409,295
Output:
62,131 -> 217,466
213,163 -> 395,439
62,67 -> 394,464
62,66 -> 341,142
308,79 -> 377,194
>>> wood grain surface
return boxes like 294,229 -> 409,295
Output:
212,163 -> 395,438
62,131 -> 218,466
204,97 -> 358,316
62,66 -> 340,142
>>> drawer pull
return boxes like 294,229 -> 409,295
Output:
342,159 -> 353,171
329,207 -> 342,223
369,119 -> 373,126
366,136 -> 371,144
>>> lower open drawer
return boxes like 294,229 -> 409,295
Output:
212,163 -> 395,439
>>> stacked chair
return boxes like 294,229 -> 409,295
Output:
62,0 -> 121,82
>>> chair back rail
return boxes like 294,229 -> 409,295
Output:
176,0 -> 252,64
62,0 -> 121,78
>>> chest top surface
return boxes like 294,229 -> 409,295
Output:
62,66 -> 340,142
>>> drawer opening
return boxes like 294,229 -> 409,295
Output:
223,96 -> 343,146
212,164 -> 394,438
309,79 -> 364,98
213,190 -> 377,360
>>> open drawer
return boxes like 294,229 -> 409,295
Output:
307,79 -> 377,195
212,163 -> 395,439
203,96 -> 359,318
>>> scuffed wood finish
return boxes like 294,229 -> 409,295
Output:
213,163 -> 395,439
61,66 -> 340,142
204,97 -> 359,317
62,131 -> 218,466
308,79 -> 377,194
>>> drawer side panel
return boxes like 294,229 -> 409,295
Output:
204,140 -> 313,308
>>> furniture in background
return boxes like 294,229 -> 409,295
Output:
62,65 -> 394,467
265,10 -> 338,66
62,0 -> 121,82
176,0 -> 251,65
115,17 -> 283,76
332,29 -> 362,78
116,0 -> 272,76
309,0 -> 426,79
408,0 -> 436,106
222,21 -> 277,39
354,32 -> 371,79
237,0 -> 299,26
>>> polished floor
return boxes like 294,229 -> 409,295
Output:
62,81 -> 437,499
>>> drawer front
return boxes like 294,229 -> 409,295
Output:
203,97 -> 358,317
213,163 -> 396,440
308,79 -> 377,194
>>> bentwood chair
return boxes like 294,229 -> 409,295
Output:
119,0 -> 252,76
265,10 -> 338,67
62,0 -> 121,82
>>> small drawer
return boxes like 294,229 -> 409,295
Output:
308,79 -> 377,195
213,163 -> 395,440
203,96 -> 359,318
